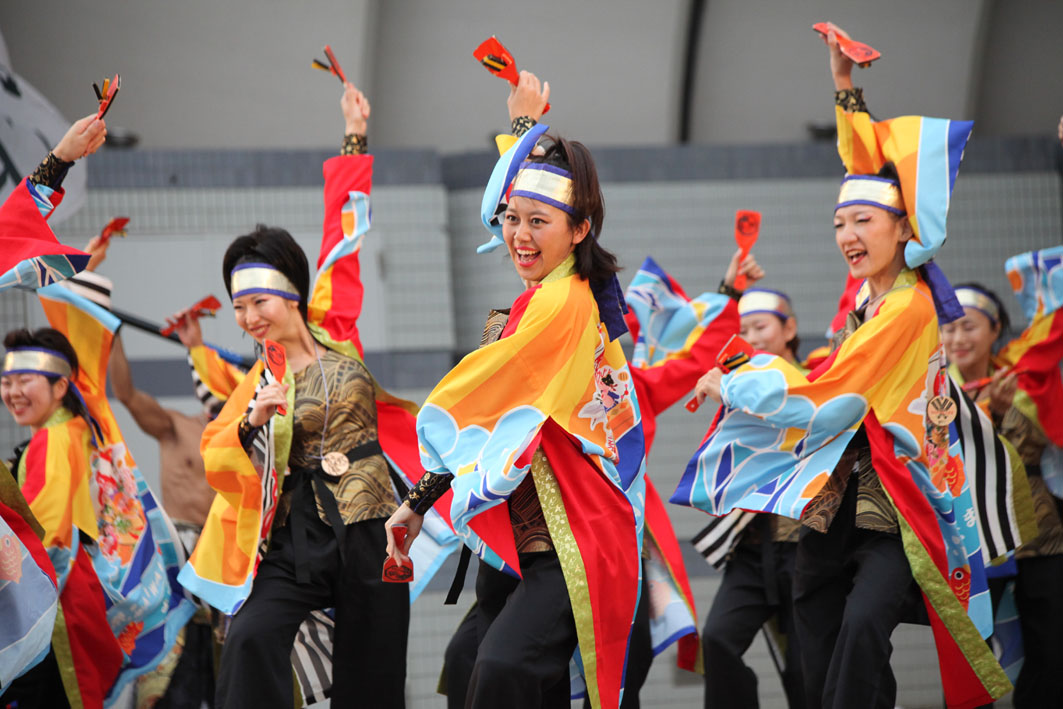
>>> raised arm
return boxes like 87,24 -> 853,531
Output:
309,81 -> 375,354
507,70 -> 550,135
109,334 -> 175,441
29,114 -> 107,201
818,22 -> 855,91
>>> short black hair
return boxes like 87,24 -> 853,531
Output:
3,327 -> 83,415
222,225 -> 310,320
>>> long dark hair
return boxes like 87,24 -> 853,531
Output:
527,136 -> 621,284
3,327 -> 86,420
222,225 -> 311,320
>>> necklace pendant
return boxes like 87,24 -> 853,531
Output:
927,395 -> 957,427
322,451 -> 350,477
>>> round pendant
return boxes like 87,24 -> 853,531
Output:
322,451 -> 350,477
927,395 -> 957,427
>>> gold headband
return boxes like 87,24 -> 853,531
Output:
2,349 -> 72,378
955,288 -> 1000,324
739,290 -> 793,319
836,175 -> 906,215
230,264 -> 300,301
510,164 -> 576,214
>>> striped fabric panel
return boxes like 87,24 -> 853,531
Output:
948,376 -> 1018,563
187,352 -> 228,416
691,510 -> 756,569
246,370 -> 279,560
291,610 -> 335,706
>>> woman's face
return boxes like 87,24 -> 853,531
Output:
502,196 -> 589,286
1,372 -> 67,429
833,204 -> 911,282
232,293 -> 301,344
941,307 -> 999,374
740,313 -> 796,359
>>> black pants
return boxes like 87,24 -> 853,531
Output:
443,567 -> 653,709
157,620 -> 215,709
702,540 -> 804,708
443,605 -> 480,709
2,647 -> 71,709
792,481 -> 919,709
215,507 -> 409,708
465,552 -> 579,708
1012,554 -> 1063,708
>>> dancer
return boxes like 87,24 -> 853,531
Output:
436,74 -> 749,708
4,112 -> 192,709
65,234 -> 221,708
677,22 -> 1018,708
0,112 -> 106,703
697,288 -> 806,709
944,261 -> 1063,707
180,81 -> 412,708
0,113 -> 102,291
385,69 -> 645,708
1,327 -> 123,708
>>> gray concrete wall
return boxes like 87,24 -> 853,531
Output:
973,0 -> 1063,136
368,0 -> 687,151
688,0 -> 990,143
0,0 -> 377,149
6,0 -> 1061,152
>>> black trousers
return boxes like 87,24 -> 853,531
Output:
157,620 -> 215,709
702,540 -> 804,708
443,605 -> 480,709
1012,554 -> 1063,708
2,647 -> 71,709
792,481 -> 919,709
215,506 -> 409,708
465,552 -> 579,708
443,567 -> 653,709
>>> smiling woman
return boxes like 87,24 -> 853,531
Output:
676,21 -> 1022,709
384,71 -> 646,709
502,135 -> 618,290
182,81 -> 413,709
832,164 -> 913,300
1,330 -> 79,432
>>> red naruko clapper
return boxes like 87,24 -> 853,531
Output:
812,23 -> 881,68
732,210 -> 761,291
685,334 -> 755,413
383,525 -> 413,583
263,339 -> 288,416
473,36 -> 550,114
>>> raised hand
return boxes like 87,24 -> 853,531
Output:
341,81 -> 371,136
819,22 -> 855,90
507,70 -> 550,123
723,248 -> 765,290
53,114 -> 107,162
83,235 -> 111,272
164,307 -> 205,349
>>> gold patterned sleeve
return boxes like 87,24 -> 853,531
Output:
29,152 -> 74,190
405,471 -> 453,515
341,133 -> 368,156
835,87 -> 867,113
511,116 -> 537,137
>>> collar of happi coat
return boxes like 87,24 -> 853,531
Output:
855,267 -> 918,313
541,253 -> 577,285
